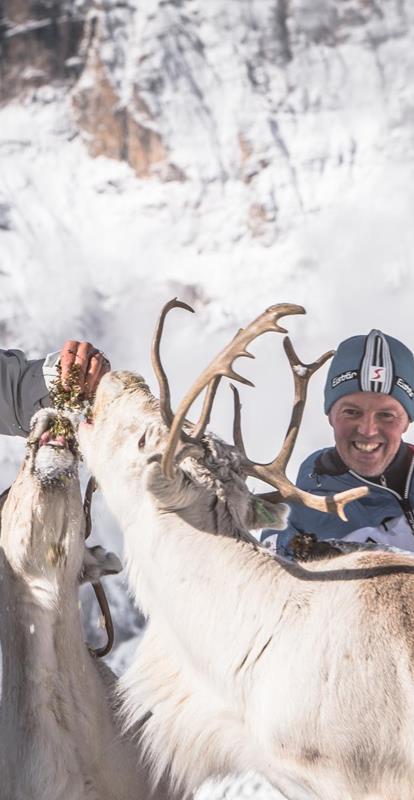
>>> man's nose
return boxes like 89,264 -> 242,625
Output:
356,414 -> 379,437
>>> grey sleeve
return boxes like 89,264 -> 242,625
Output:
0,349 -> 51,437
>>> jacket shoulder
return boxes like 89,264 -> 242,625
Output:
296,449 -> 329,489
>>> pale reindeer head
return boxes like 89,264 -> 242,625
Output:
0,409 -> 84,583
79,301 -> 367,540
0,408 -> 121,597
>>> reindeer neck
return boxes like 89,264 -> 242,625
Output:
0,550 -> 88,721
120,492 -> 290,668
0,474 -> 91,740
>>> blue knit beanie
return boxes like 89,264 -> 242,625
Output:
324,330 -> 414,421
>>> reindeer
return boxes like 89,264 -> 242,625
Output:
78,300 -> 414,800
0,407 -> 170,800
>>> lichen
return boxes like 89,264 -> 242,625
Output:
47,362 -> 93,451
49,362 -> 85,412
50,362 -> 93,419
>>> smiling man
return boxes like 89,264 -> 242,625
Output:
261,329 -> 414,555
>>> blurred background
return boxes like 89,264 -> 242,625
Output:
1,1 -> 414,796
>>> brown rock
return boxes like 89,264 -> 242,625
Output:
0,0 -> 86,103
71,54 -> 173,178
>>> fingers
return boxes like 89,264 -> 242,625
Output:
85,347 -> 111,397
59,340 -> 111,398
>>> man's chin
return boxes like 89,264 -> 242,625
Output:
348,456 -> 387,478
342,446 -> 388,478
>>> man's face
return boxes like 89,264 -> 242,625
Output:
328,392 -> 410,477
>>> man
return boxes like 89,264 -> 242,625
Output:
0,340 -> 110,436
260,328 -> 414,555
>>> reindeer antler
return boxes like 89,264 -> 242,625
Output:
232,338 -> 368,521
158,302 -> 368,521
152,298 -> 223,440
152,298 -> 195,426
161,303 -> 305,478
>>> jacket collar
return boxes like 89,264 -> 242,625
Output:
314,441 -> 413,496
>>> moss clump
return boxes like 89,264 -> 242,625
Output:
48,414 -> 77,443
49,362 -> 85,412
47,362 -> 94,452
50,363 -> 93,418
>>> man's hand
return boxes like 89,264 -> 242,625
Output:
59,341 -> 111,398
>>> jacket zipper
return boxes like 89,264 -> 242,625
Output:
401,457 -> 414,532
350,454 -> 414,534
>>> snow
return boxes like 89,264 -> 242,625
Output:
1,1 -> 414,796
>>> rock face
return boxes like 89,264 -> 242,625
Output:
70,0 -> 414,230
70,0 -> 186,179
2,0 -> 414,218
0,0 -> 87,102
72,39 -> 169,179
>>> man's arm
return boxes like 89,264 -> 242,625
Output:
0,343 -> 110,437
0,349 -> 49,436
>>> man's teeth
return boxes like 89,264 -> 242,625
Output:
353,442 -> 381,453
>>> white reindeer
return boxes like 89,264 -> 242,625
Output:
0,407 -> 171,800
78,300 -> 414,800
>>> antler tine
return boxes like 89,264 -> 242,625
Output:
243,339 -> 368,519
161,303 -> 305,478
152,298 -> 194,426
273,337 -> 335,472
257,478 -> 368,522
231,383 -> 247,458
191,376 -> 221,440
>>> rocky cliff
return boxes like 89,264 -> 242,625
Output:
3,1 -> 413,243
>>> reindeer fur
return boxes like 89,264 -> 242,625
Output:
0,408 -> 169,800
77,372 -> 414,800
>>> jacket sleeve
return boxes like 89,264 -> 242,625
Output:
0,349 -> 51,436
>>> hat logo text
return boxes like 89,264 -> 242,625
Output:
331,370 -> 358,388
396,376 -> 414,400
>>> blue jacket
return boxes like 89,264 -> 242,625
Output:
260,443 -> 414,555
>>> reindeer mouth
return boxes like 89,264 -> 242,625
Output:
28,410 -> 79,485
39,431 -> 68,448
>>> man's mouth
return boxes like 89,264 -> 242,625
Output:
353,441 -> 382,454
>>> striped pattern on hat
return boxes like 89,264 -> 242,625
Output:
359,330 -> 394,394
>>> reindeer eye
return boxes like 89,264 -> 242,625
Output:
138,432 -> 146,449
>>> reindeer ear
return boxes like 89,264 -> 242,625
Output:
80,545 -> 123,585
247,494 -> 290,531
